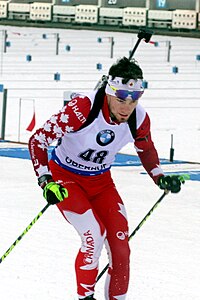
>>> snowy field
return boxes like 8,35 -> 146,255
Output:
0,25 -> 200,300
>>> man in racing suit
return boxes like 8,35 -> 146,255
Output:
29,57 -> 183,300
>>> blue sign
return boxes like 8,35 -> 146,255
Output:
156,0 -> 167,8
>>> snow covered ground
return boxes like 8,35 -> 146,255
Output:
0,25 -> 200,300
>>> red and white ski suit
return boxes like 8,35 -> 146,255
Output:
29,91 -> 163,300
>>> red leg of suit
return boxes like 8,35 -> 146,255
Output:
49,160 -> 130,299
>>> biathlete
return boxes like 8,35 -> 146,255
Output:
29,57 -> 184,300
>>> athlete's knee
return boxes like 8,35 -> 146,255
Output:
80,227 -> 106,268
112,241 -> 130,266
64,208 -> 106,269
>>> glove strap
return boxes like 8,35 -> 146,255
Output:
38,174 -> 53,189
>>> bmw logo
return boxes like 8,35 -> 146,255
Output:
96,130 -> 115,146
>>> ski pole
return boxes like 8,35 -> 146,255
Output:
96,191 -> 168,282
0,203 -> 50,264
129,28 -> 153,61
94,28 -> 154,91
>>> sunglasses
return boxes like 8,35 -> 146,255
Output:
109,84 -> 144,102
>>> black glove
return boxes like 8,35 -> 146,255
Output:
158,175 -> 185,193
38,175 -> 68,205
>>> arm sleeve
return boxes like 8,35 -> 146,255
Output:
28,96 -> 91,178
134,113 -> 164,184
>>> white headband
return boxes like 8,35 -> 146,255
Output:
105,76 -> 144,97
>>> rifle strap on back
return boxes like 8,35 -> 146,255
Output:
79,85 -> 105,130
128,109 -> 137,139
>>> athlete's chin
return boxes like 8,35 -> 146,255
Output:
118,119 -> 127,123
117,115 -> 129,123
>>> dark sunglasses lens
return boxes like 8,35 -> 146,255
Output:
115,90 -> 128,100
131,90 -> 144,100
115,90 -> 143,101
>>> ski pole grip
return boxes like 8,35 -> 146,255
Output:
129,28 -> 154,61
138,28 -> 154,43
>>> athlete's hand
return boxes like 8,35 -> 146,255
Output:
43,182 -> 68,204
38,175 -> 68,205
158,175 -> 186,193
